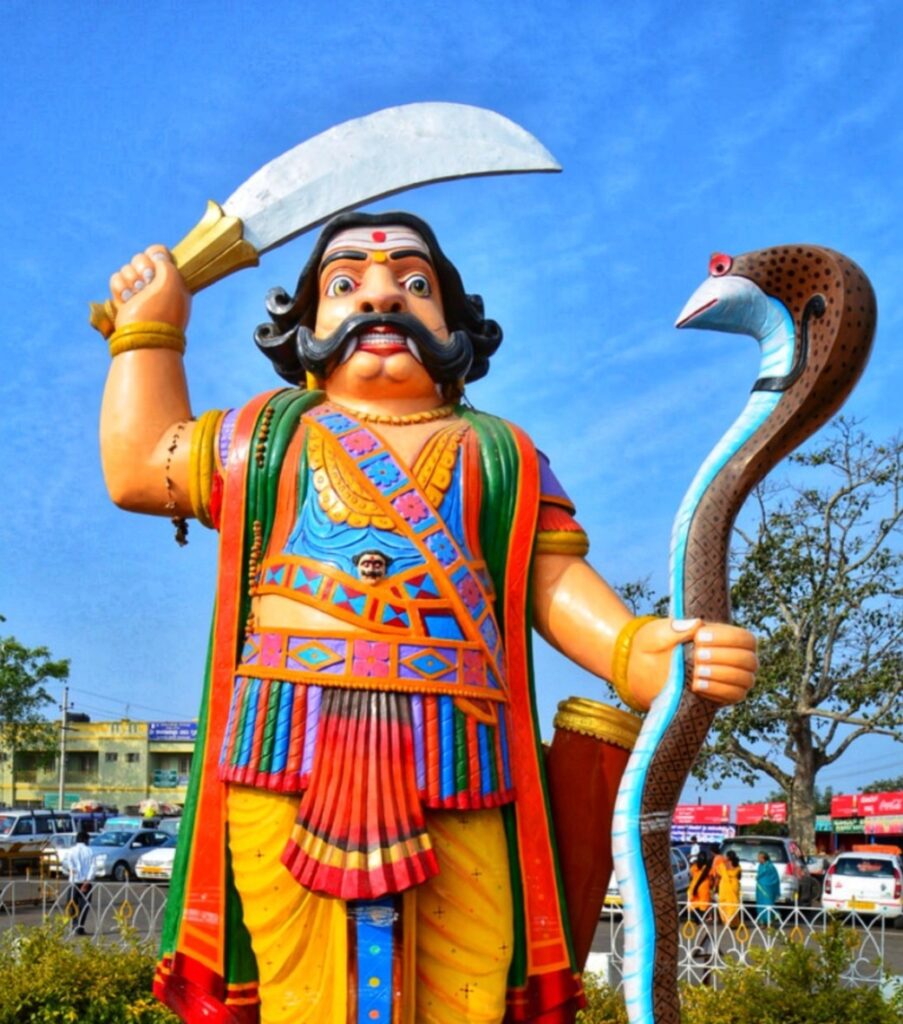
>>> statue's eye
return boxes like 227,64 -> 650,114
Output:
325,275 -> 356,297
709,253 -> 733,277
404,274 -> 432,297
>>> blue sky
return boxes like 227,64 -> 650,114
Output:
1,0 -> 900,806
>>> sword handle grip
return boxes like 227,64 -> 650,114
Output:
89,200 -> 260,338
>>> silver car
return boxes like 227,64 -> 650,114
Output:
717,836 -> 819,905
604,847 -> 691,912
89,829 -> 174,881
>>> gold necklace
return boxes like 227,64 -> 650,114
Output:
330,401 -> 456,425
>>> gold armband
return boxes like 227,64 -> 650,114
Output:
188,409 -> 224,528
611,615 -> 656,713
107,321 -> 186,357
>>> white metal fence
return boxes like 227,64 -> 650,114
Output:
0,878 -> 168,942
595,902 -> 893,989
0,880 -> 896,994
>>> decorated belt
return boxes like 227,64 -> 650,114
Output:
237,628 -> 508,702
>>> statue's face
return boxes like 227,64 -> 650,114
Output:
313,227 -> 449,391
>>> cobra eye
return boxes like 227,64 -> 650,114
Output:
325,275 -> 356,297
709,253 -> 733,277
404,274 -> 432,297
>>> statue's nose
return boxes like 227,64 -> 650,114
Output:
356,265 -> 406,314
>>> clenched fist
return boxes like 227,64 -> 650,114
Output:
110,245 -> 191,332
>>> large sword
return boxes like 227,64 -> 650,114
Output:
90,102 -> 560,336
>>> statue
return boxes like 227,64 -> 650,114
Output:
97,110 -> 758,1024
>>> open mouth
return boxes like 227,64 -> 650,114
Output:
342,326 -> 423,363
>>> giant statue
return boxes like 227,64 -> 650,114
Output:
96,106 -> 768,1024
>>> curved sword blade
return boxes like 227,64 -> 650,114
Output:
224,102 -> 561,254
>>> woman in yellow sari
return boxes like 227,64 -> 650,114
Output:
717,850 -> 742,927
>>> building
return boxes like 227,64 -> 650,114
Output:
0,719 -> 196,811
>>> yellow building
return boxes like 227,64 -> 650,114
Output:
0,719 -> 196,811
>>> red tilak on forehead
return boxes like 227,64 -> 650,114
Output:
372,231 -> 387,243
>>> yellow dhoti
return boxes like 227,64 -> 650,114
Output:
227,786 -> 514,1024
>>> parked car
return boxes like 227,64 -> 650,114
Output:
822,848 -> 903,926
805,853 -> 831,878
134,818 -> 181,881
134,844 -> 177,882
717,836 -> 819,905
89,829 -> 174,881
40,833 -> 78,876
604,847 -> 691,912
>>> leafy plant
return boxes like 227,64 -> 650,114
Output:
0,918 -> 178,1024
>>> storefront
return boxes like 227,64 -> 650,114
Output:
830,791 -> 903,853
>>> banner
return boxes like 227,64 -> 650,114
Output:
736,801 -> 787,825
815,815 -> 833,833
864,815 -> 903,836
833,817 -> 865,834
672,803 -> 731,825
831,791 -> 903,818
148,722 -> 198,742
670,824 -> 735,844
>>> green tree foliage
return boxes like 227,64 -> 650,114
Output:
0,617 -> 69,802
863,775 -> 903,793
698,421 -> 902,850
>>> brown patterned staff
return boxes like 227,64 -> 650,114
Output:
611,246 -> 876,1023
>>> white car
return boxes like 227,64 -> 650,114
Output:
822,850 -> 903,925
604,847 -> 691,912
134,844 -> 176,882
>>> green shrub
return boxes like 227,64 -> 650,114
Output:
579,921 -> 902,1024
0,918 -> 178,1024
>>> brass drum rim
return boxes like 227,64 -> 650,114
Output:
552,696 -> 643,752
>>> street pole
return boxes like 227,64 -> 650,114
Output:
58,684 -> 68,811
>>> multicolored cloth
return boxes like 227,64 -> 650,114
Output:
155,389 -> 588,1023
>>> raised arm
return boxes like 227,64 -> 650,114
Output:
99,246 -> 195,516
531,552 -> 757,711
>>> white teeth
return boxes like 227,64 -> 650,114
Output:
340,338 -> 358,364
405,337 -> 423,363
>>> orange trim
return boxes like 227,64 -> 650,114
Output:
263,421 -> 308,560
175,389 -> 280,979
503,425 -> 571,976
462,429 -> 484,561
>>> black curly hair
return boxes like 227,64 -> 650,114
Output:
254,211 -> 502,386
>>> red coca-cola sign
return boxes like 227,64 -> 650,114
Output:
831,791 -> 903,818
736,802 -> 787,825
672,804 -> 731,825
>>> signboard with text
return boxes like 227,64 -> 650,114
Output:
864,815 -> 903,836
831,791 -> 903,818
148,722 -> 198,742
670,824 -> 735,844
736,802 -> 787,826
833,817 -> 865,834
672,804 -> 731,826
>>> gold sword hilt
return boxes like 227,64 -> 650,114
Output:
88,201 -> 260,338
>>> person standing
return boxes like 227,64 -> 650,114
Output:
755,850 -> 780,926
688,853 -> 713,920
66,831 -> 95,936
717,850 -> 742,927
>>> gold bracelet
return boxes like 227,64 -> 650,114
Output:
108,321 -> 186,357
188,409 -> 224,528
611,615 -> 656,713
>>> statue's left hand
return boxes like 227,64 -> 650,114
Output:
627,619 -> 757,710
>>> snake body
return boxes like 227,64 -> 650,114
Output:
611,246 -> 876,1023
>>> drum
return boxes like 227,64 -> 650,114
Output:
545,696 -> 642,969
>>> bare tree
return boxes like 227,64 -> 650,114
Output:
695,420 -> 903,850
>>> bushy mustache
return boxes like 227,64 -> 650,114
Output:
295,312 -> 474,383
